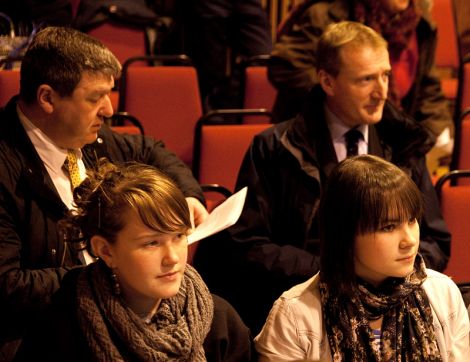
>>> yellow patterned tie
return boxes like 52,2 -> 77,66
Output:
64,149 -> 82,190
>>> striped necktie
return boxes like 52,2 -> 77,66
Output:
64,149 -> 82,190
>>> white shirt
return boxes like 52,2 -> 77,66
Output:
17,105 -> 86,210
18,106 -> 95,264
324,105 -> 368,162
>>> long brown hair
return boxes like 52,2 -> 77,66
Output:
319,155 -> 423,295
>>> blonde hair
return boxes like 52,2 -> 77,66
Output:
316,21 -> 388,77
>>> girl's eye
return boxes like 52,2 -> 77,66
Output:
380,224 -> 396,232
175,234 -> 187,243
408,218 -> 417,225
145,240 -> 160,247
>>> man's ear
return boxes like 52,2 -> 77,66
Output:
91,235 -> 115,268
36,85 -> 55,114
318,69 -> 335,96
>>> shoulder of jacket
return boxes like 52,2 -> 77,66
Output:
423,269 -> 460,301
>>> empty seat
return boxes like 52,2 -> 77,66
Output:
87,22 -> 148,65
118,55 -> 201,166
242,55 -> 277,123
431,0 -> 460,101
193,110 -> 272,192
435,170 -> 470,282
451,110 -> 470,185
459,61 -> 470,111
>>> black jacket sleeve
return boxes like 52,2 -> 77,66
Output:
204,294 -> 254,362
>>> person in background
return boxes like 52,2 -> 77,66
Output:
255,154 -> 469,361
193,20 -> 450,335
182,0 -> 272,111
269,0 -> 453,170
15,160 -> 252,361
0,26 -> 208,360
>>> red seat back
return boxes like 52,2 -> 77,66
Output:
87,23 -> 147,65
0,69 -> 20,106
243,66 -> 277,123
439,178 -> 470,282
196,123 -> 272,192
120,65 -> 202,166
461,62 -> 470,110
454,115 -> 470,186
431,0 -> 460,100
432,0 -> 459,68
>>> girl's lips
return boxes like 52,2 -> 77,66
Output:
397,254 -> 416,262
157,271 -> 179,280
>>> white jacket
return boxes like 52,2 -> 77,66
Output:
254,270 -> 470,361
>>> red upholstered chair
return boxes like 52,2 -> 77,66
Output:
192,109 -> 272,192
431,0 -> 460,101
118,55 -> 201,166
457,113 -> 470,170
0,69 -> 20,106
460,61 -> 470,111
435,170 -> 470,282
87,22 -> 148,66
451,110 -> 470,185
242,55 -> 277,123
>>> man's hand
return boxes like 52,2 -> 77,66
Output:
186,197 -> 209,227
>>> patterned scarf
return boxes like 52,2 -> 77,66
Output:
76,261 -> 214,362
319,254 -> 442,361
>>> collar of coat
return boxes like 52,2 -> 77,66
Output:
282,85 -> 435,171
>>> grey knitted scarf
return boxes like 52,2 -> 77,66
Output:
76,261 -> 214,361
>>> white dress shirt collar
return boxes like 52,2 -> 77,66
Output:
324,105 -> 369,162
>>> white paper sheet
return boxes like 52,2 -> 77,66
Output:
187,187 -> 247,245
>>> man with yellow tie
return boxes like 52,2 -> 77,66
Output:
0,27 -> 209,360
